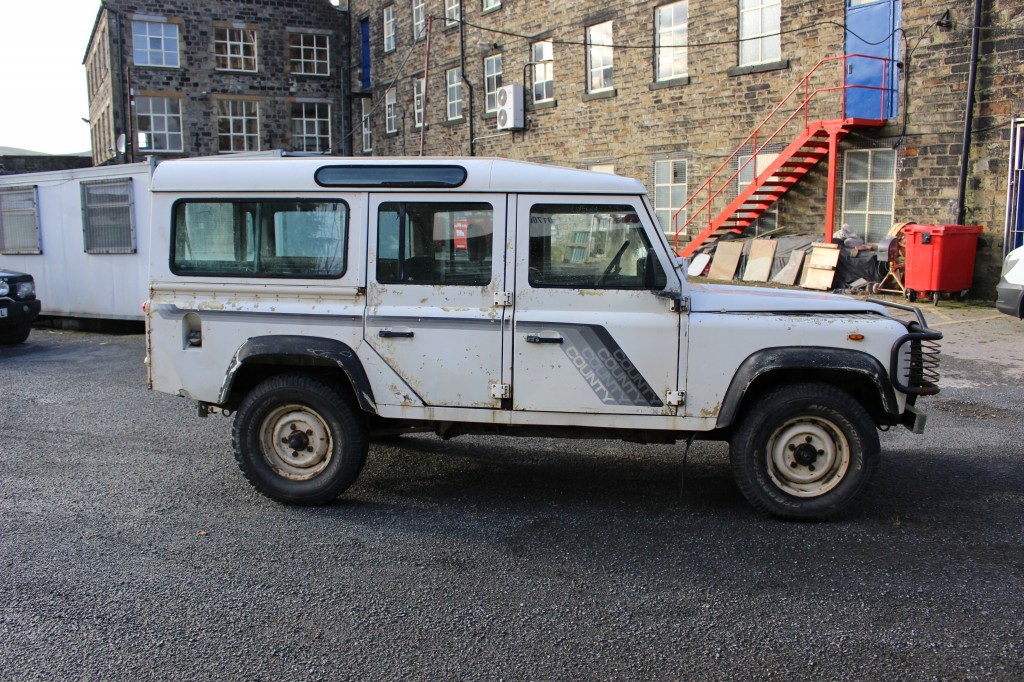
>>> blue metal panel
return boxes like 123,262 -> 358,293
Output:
845,0 -> 901,120
360,19 -> 371,89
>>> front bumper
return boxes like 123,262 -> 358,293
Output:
868,299 -> 942,397
995,280 -> 1023,318
0,298 -> 41,327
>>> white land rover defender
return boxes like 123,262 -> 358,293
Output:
144,157 -> 941,519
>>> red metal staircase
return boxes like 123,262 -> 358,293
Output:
673,55 -> 892,258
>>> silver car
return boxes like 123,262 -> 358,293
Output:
996,245 -> 1024,319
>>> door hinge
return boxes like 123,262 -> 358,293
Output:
665,390 -> 685,407
491,383 -> 511,399
494,291 -> 513,307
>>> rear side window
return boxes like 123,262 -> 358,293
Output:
172,199 -> 347,277
376,201 -> 493,285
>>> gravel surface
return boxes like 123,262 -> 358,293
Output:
1,310 -> 1023,681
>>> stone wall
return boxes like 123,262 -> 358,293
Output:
0,156 -> 93,176
85,0 -> 350,163
347,0 -> 1023,294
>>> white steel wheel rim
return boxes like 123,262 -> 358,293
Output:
766,416 -> 851,498
259,404 -> 334,481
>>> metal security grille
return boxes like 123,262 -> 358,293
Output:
81,178 -> 136,254
0,186 -> 42,254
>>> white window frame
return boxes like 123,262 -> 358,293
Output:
361,99 -> 373,153
289,32 -> 330,76
531,41 -> 554,103
482,0 -> 501,11
446,68 -> 463,121
215,27 -> 258,72
586,21 -> 614,94
413,78 -> 425,128
217,99 -> 261,152
654,158 -> 687,237
383,5 -> 396,53
655,1 -> 689,81
484,54 -> 503,113
132,20 -> 179,68
445,0 -> 461,26
135,96 -> 183,152
81,178 -> 136,255
412,0 -> 426,40
292,102 -> 332,152
0,186 -> 42,255
841,149 -> 897,243
385,89 -> 398,134
738,0 -> 781,67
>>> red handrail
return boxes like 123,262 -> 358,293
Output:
671,54 -> 892,252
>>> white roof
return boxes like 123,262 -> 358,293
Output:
150,156 -> 647,195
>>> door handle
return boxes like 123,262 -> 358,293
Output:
379,329 -> 414,338
526,334 -> 563,344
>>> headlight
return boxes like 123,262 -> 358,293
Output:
15,281 -> 35,298
0,280 -> 9,297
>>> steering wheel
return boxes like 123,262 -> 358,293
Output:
596,240 -> 630,286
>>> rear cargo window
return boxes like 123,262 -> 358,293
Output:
171,199 -> 347,278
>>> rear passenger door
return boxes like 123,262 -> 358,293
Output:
365,194 -> 508,408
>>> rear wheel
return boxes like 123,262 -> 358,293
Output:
730,382 -> 879,520
0,323 -> 31,345
232,374 -> 368,505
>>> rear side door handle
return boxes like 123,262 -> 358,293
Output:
379,329 -> 414,338
526,334 -> 563,344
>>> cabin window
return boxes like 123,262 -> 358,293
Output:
0,186 -> 42,255
81,178 -> 136,254
172,200 -> 348,278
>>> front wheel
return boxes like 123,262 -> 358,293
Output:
232,374 -> 368,505
0,323 -> 31,345
730,383 -> 879,520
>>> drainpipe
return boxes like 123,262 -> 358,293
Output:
459,15 -> 475,156
955,0 -> 984,225
418,17 -> 434,156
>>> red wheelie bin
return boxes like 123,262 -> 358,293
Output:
902,224 -> 983,304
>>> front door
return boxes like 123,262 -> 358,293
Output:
366,193 -> 507,408
845,0 -> 901,120
512,196 -> 682,417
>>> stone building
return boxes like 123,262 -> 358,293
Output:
346,0 -> 1024,291
83,0 -> 351,166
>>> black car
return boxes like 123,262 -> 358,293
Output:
0,268 -> 41,345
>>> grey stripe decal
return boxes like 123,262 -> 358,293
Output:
155,304 -> 361,326
518,322 -> 664,408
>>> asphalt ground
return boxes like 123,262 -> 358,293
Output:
1,304 -> 1022,681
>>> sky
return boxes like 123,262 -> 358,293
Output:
0,1 -> 103,154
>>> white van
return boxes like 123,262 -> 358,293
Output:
145,156 -> 941,519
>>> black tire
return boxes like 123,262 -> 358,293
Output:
729,382 -> 879,520
0,323 -> 31,345
232,374 -> 368,505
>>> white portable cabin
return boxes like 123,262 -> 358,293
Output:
0,162 -> 154,320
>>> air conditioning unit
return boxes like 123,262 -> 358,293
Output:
496,84 -> 524,131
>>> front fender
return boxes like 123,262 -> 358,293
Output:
715,346 -> 899,429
